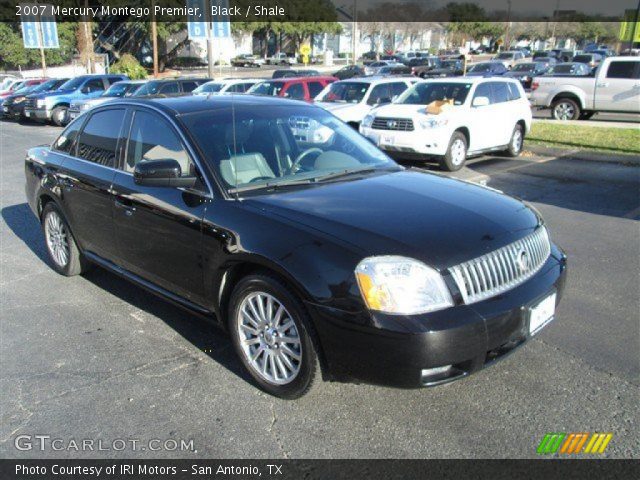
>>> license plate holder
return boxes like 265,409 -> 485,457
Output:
528,291 -> 556,336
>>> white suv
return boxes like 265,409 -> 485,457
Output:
193,78 -> 260,95
315,77 -> 416,128
360,77 -> 532,171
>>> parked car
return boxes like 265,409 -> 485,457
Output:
231,54 -> 265,68
408,57 -> 441,76
23,74 -> 128,126
247,76 -> 337,102
315,77 -> 416,128
1,78 -> 45,99
530,56 -> 640,120
364,61 -> 403,76
360,77 -> 532,171
133,77 -> 209,98
572,53 -> 603,68
68,80 -> 147,121
532,51 -> 558,64
272,69 -> 320,79
2,78 -> 67,120
376,65 -> 412,76
266,52 -> 297,65
333,65 -> 365,80
416,59 -> 464,79
25,94 -> 566,398
193,78 -> 259,95
0,78 -> 27,98
544,62 -> 592,77
493,51 -> 526,68
504,62 -> 552,91
465,61 -> 509,77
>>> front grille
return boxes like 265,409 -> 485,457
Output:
372,117 -> 414,131
449,227 -> 551,304
24,98 -> 37,109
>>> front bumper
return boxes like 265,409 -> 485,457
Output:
23,107 -> 51,121
361,125 -> 451,157
2,102 -> 27,118
308,244 -> 567,388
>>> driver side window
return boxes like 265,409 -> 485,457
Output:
126,110 -> 197,179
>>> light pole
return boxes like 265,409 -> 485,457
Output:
504,0 -> 512,50
351,0 -> 358,65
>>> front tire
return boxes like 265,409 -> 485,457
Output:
439,131 -> 467,171
41,203 -> 89,276
51,106 -> 68,126
228,274 -> 320,399
551,98 -> 580,121
505,123 -> 524,157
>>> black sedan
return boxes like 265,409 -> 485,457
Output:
2,78 -> 67,120
25,96 -> 567,398
333,65 -> 365,80
504,62 -> 551,90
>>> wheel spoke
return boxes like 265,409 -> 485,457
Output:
240,324 -> 259,336
278,319 -> 294,333
251,345 -> 265,362
277,336 -> 300,345
281,344 -> 301,362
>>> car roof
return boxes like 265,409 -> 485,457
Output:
336,76 -> 410,84
262,76 -> 335,83
421,76 -> 517,85
111,94 -> 321,116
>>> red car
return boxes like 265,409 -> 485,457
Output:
247,76 -> 337,102
0,78 -> 46,99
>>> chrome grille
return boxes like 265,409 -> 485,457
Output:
449,227 -> 551,304
372,117 -> 414,131
24,97 -> 37,109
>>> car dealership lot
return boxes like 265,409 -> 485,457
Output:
1,120 -> 638,458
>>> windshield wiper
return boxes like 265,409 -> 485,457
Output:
315,166 -> 398,183
228,178 -> 316,194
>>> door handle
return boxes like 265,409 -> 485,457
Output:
114,199 -> 136,216
596,82 -> 609,87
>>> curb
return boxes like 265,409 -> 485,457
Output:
525,145 -> 640,166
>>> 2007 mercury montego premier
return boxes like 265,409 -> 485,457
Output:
25,95 -> 567,399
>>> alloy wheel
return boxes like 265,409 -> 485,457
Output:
512,129 -> 523,152
554,102 -> 574,120
450,138 -> 466,166
45,211 -> 70,267
236,292 -> 302,385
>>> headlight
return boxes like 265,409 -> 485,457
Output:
36,99 -> 46,108
419,118 -> 449,129
13,96 -> 26,103
361,114 -> 374,128
81,103 -> 91,110
355,256 -> 453,315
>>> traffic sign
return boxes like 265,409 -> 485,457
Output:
187,0 -> 208,39
300,44 -> 311,55
20,3 -> 58,49
21,19 -> 39,48
40,20 -> 59,49
211,0 -> 231,38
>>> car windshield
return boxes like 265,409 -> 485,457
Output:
511,63 -> 535,72
181,105 -> 399,194
496,53 -> 514,59
13,84 -> 39,94
59,77 -> 87,90
396,82 -> 471,106
31,79 -> 63,92
247,81 -> 284,96
316,82 -> 369,103
134,81 -> 164,96
102,83 -> 138,97
573,55 -> 592,63
468,63 -> 492,73
441,60 -> 461,69
193,83 -> 224,94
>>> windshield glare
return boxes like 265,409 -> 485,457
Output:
511,63 -> 535,72
247,82 -> 284,96
194,83 -> 224,94
59,77 -> 86,90
134,82 -> 162,96
469,63 -> 492,72
317,82 -> 368,103
103,83 -> 137,97
397,82 -> 471,106
181,105 -> 397,193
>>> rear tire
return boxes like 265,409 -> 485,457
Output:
505,124 -> 524,157
41,203 -> 90,276
439,131 -> 467,171
228,274 -> 320,399
51,106 -> 68,126
551,98 -> 580,120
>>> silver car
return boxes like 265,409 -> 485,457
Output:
68,80 -> 147,120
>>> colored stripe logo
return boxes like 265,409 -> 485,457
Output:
537,433 -> 612,454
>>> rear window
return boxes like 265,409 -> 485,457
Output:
248,81 -> 285,96
398,82 -> 471,106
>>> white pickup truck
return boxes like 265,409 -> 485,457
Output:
529,56 -> 640,120
266,52 -> 296,65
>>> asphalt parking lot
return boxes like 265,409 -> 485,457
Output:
1,119 -> 638,459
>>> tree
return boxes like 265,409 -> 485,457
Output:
0,22 -> 77,70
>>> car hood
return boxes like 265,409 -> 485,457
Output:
505,71 -> 533,78
244,170 -> 539,270
317,102 -> 361,112
29,89 -> 74,100
73,96 -> 114,107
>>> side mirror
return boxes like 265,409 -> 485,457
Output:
472,96 -> 490,107
133,159 -> 196,188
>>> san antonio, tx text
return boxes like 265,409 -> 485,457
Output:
33,4 -> 285,19
16,463 -> 284,476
